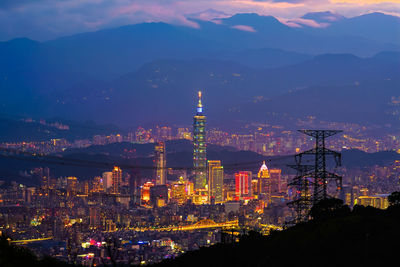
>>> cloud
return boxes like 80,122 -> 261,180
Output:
278,17 -> 330,27
231,24 -> 257,31
0,0 -> 399,41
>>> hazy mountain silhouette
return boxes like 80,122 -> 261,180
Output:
0,12 -> 399,127
325,12 -> 400,45
1,51 -> 399,127
0,138 -> 398,185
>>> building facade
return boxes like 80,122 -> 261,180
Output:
155,141 -> 166,185
208,160 -> 224,203
235,171 -> 253,200
111,166 -> 122,194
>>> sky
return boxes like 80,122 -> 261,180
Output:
0,0 -> 400,41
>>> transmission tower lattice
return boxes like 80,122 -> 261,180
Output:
288,130 -> 343,223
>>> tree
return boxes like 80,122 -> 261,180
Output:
388,191 -> 400,206
309,198 -> 350,221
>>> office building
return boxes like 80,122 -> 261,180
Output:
208,160 -> 224,203
155,141 -> 167,185
111,166 -> 122,194
258,161 -> 271,200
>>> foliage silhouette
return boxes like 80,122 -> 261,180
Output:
388,191 -> 400,206
309,197 -> 351,220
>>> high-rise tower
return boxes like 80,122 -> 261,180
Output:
193,91 -> 207,190
258,161 -> 271,200
155,141 -> 166,185
208,160 -> 224,203
111,166 -> 122,194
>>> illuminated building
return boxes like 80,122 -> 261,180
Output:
177,128 -> 192,140
135,127 -> 152,143
193,91 -> 207,190
185,181 -> 194,196
111,166 -> 122,194
34,167 -> 50,190
235,171 -> 252,200
43,167 -> 50,189
106,220 -> 116,232
355,194 -> 389,209
66,177 -> 78,197
83,181 -> 89,195
150,185 -> 168,207
251,179 -> 259,198
91,176 -> 104,193
257,161 -> 271,200
141,182 -> 154,204
270,169 -> 282,194
193,188 -> 209,205
156,126 -> 172,141
208,160 -> 224,203
154,142 -> 166,185
102,172 -> 112,191
171,177 -> 187,205
89,206 -> 100,229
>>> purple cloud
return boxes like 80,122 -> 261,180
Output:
0,0 -> 399,41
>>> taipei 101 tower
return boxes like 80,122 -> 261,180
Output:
193,91 -> 207,190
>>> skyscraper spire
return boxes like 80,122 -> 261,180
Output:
197,91 -> 203,114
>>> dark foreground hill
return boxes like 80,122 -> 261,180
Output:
0,235 -> 72,267
153,205 -> 400,267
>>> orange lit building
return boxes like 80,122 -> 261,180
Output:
141,181 -> 154,204
171,177 -> 187,205
91,176 -> 104,193
111,166 -> 122,194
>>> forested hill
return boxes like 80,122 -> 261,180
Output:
152,204 -> 400,267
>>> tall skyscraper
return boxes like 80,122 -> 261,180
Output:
111,166 -> 122,194
155,141 -> 166,185
102,171 -> 113,191
66,176 -> 78,197
89,206 -> 100,229
193,91 -> 207,190
258,161 -> 271,200
235,171 -> 252,200
270,168 -> 282,194
208,160 -> 224,204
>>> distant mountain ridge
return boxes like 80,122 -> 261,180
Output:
0,138 -> 398,185
1,51 -> 399,127
0,12 -> 399,127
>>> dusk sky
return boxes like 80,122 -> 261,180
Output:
1,0 -> 400,41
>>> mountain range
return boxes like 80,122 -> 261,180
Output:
0,11 -> 399,128
1,139 -> 399,186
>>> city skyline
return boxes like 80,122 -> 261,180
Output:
0,0 -> 399,265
